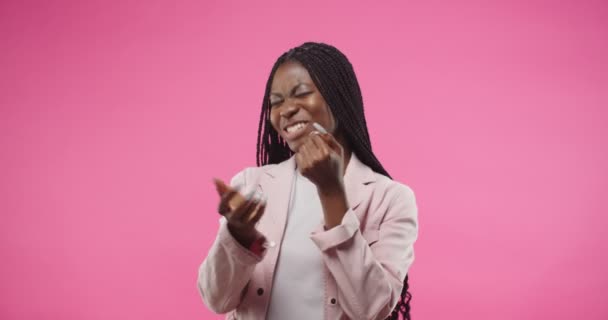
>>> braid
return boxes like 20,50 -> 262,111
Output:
256,42 -> 412,319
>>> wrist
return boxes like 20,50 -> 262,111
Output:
317,187 -> 349,229
227,224 -> 256,248
317,181 -> 345,197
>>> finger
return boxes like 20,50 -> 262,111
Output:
217,202 -> 230,215
249,202 -> 266,225
245,200 -> 266,224
214,178 -> 242,194
309,134 -> 330,158
319,133 -> 343,154
298,143 -> 313,172
229,194 -> 258,222
239,199 -> 261,224
213,178 -> 229,195
299,135 -> 314,152
220,189 -> 239,204
312,122 -> 328,134
305,135 -> 324,162
218,189 -> 239,214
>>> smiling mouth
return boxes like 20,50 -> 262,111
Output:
282,121 -> 311,141
284,121 -> 308,134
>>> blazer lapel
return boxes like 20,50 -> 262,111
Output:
258,156 -> 296,246
257,157 -> 296,287
343,152 -> 376,212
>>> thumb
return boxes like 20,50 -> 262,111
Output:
213,178 -> 230,195
311,122 -> 343,155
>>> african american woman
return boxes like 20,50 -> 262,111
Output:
197,42 -> 419,320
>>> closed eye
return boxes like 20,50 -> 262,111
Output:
269,86 -> 312,107
295,91 -> 312,98
269,98 -> 283,107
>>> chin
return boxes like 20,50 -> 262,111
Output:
281,137 -> 300,153
287,142 -> 302,153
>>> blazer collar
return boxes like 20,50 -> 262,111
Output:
263,152 -> 376,209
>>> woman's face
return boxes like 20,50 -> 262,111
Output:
269,61 -> 337,153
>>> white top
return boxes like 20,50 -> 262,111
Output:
266,168 -> 325,319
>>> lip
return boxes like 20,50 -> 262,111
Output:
282,121 -> 311,141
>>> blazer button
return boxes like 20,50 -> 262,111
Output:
330,298 -> 336,304
257,288 -> 264,296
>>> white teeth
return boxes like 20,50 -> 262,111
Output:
286,122 -> 306,133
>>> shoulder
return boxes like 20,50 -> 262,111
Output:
347,152 -> 415,208
371,172 -> 416,203
228,163 -> 279,188
366,172 -> 418,225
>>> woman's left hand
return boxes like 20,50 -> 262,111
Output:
295,127 -> 345,194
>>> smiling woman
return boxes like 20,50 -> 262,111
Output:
268,61 -> 342,154
197,42 -> 419,320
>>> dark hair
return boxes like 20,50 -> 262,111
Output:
255,42 -> 412,320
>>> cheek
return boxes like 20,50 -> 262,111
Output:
269,109 -> 281,133
328,110 -> 338,133
317,104 -> 336,132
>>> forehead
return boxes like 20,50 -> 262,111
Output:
271,61 -> 314,91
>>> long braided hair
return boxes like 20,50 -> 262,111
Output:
255,42 -> 412,319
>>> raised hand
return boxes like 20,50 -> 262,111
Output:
295,123 -> 349,229
213,178 -> 266,247
295,122 -> 345,194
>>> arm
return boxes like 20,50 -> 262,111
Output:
196,169 -> 266,313
310,183 -> 418,320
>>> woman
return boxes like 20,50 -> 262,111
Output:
198,42 -> 418,320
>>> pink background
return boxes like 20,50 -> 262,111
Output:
1,0 -> 607,319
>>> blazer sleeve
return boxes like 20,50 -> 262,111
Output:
196,168 -> 266,314
310,183 -> 419,320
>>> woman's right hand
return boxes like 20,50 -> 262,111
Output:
213,178 -> 266,248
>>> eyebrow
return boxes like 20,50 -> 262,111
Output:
270,83 -> 308,97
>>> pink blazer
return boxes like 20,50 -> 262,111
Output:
197,153 -> 419,320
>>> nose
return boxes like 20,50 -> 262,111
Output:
279,104 -> 298,118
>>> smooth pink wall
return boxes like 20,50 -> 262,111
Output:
1,0 -> 606,319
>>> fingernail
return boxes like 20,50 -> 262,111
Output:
252,191 -> 263,202
263,240 -> 276,248
312,122 -> 327,134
